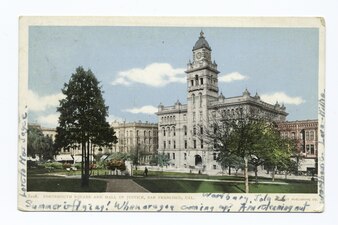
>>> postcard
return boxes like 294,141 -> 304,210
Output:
18,17 -> 325,212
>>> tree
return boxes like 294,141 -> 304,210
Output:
27,125 -> 56,160
55,67 -> 117,187
204,109 -> 290,193
262,129 -> 297,181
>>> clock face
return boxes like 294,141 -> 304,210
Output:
196,52 -> 201,59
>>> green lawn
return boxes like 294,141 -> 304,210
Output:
133,179 -> 243,193
133,179 -> 317,193
27,178 -> 107,192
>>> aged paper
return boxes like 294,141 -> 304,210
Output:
18,17 -> 325,212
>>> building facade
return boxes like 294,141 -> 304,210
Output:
29,121 -> 158,164
111,121 -> 158,163
156,31 -> 288,172
277,120 -> 318,174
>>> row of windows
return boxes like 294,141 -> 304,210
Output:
190,75 -> 204,87
161,115 -> 176,123
165,152 -> 218,162
163,139 -> 204,149
281,130 -> 316,141
162,126 -> 203,137
210,107 -> 244,118
121,130 -> 157,137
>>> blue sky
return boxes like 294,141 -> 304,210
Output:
28,26 -> 319,127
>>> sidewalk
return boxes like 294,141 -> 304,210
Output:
103,179 -> 150,193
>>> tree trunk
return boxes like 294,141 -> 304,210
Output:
254,166 -> 258,183
228,166 -> 231,175
272,166 -> 275,182
244,156 -> 249,193
81,142 -> 86,186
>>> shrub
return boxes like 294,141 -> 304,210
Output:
106,159 -> 126,171
63,163 -> 72,169
43,162 -> 63,170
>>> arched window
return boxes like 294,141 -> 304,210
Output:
195,75 -> 199,85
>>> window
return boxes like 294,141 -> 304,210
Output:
168,140 -> 171,148
310,145 -> 315,154
199,93 -> 202,107
136,130 -> 139,137
173,141 -> 176,149
164,141 -> 166,149
306,144 -> 310,153
191,80 -> 194,87
192,94 -> 195,105
193,126 -> 196,135
144,130 -> 146,137
184,126 -> 187,136
184,140 -> 187,149
173,127 -> 176,136
200,78 -> 203,85
183,114 -> 187,121
184,153 -> 187,160
201,139 -> 203,149
291,132 -> 295,139
168,127 -> 170,137
173,153 -> 175,160
310,131 -> 314,141
167,153 -> 170,159
213,153 -> 217,160
200,127 -> 203,135
305,131 -> 309,141
163,128 -> 166,136
195,75 -> 199,85
213,165 -> 217,170
193,140 -> 196,149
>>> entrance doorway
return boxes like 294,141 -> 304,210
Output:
195,155 -> 202,166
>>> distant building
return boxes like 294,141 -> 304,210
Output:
111,121 -> 158,164
277,119 -> 318,174
156,31 -> 288,172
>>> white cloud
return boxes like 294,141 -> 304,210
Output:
111,63 -> 186,87
123,105 -> 158,115
28,90 -> 64,112
261,92 -> 305,105
38,113 -> 60,127
219,72 -> 248,83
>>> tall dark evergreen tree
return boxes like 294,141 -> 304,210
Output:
55,67 -> 117,187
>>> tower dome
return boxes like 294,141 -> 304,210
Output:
193,31 -> 211,51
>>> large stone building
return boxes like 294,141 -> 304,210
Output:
111,121 -> 158,164
156,31 -> 288,172
29,120 -> 158,164
277,119 -> 318,174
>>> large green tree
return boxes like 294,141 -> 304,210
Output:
27,125 -> 56,160
204,109 -> 295,193
55,67 -> 117,187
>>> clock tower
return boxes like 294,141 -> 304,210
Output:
185,31 -> 220,164
186,31 -> 220,113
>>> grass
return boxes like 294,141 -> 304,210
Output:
133,179 -> 317,193
133,179 -> 243,193
27,178 -> 107,192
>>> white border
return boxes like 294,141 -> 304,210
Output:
2,0 -> 338,224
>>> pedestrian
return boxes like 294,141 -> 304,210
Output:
144,167 -> 148,176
